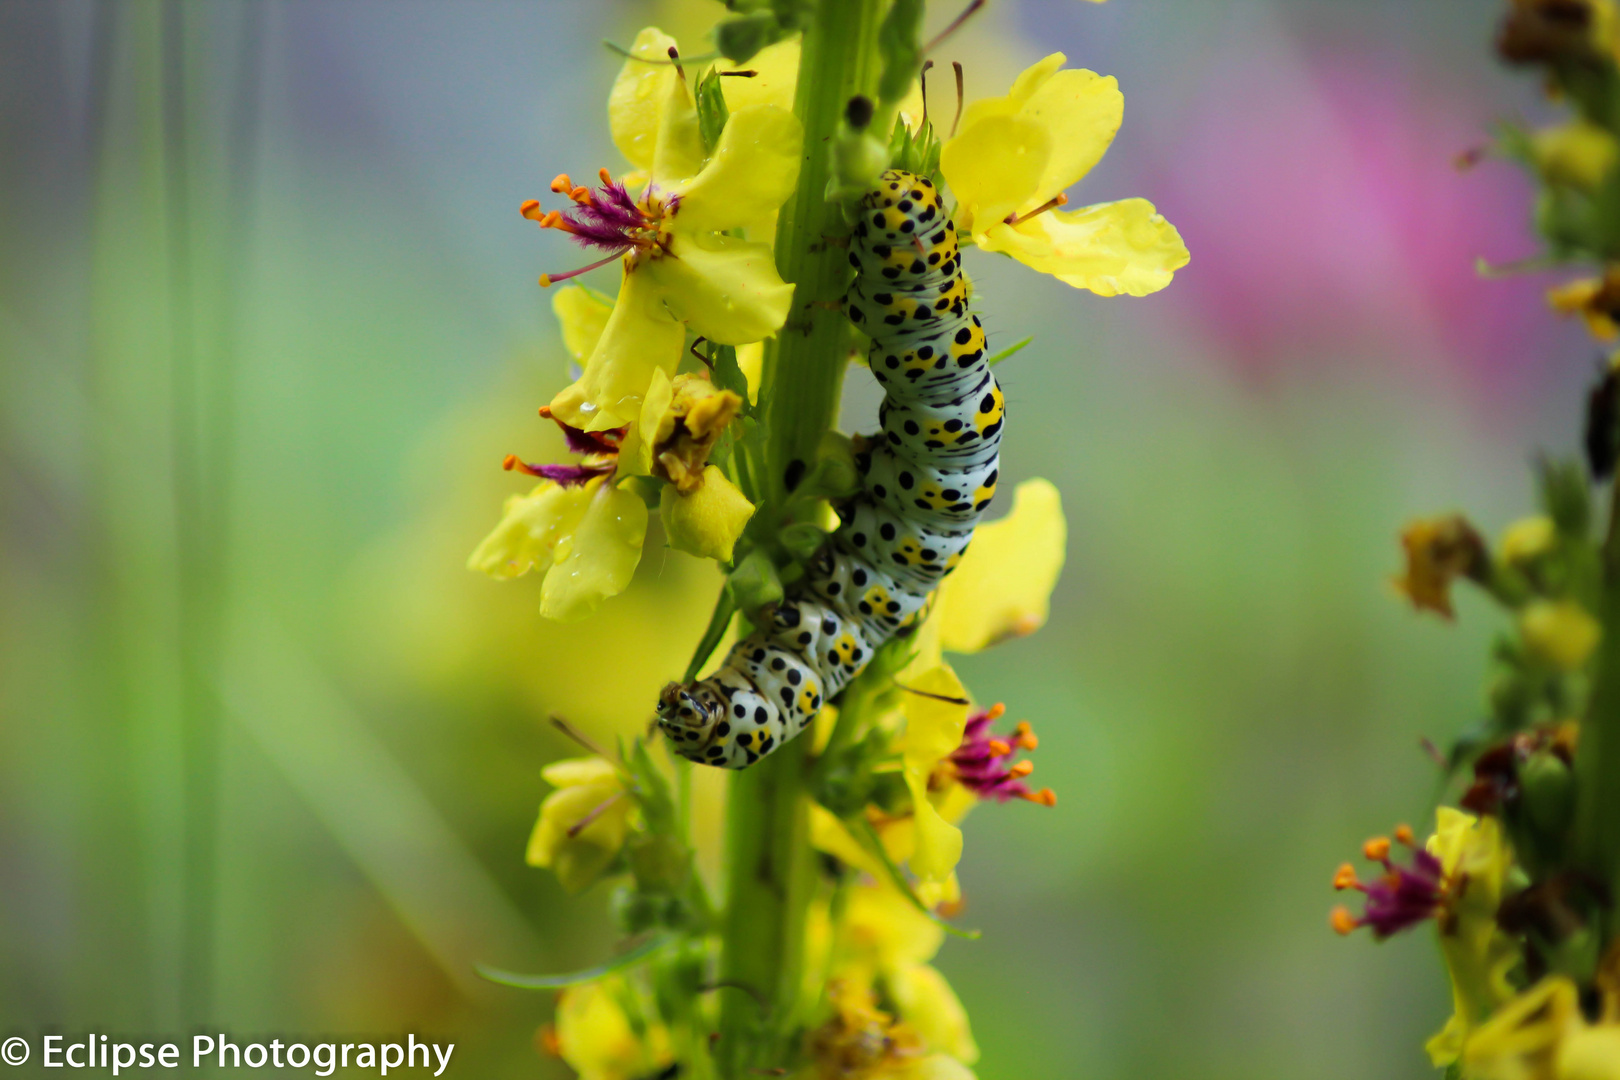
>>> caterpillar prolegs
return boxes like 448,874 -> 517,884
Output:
656,169 -> 1004,769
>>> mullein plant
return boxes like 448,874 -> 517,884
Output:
1332,3 -> 1620,1076
469,2 -> 1186,1078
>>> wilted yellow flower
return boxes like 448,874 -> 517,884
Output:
553,974 -> 674,1080
542,27 -> 802,431
468,474 -> 649,623
526,757 -> 636,893
1424,809 -> 1521,1067
1520,599 -> 1602,671
940,53 -> 1187,296
660,465 -> 755,561
1500,515 -> 1558,566
1392,514 -> 1488,619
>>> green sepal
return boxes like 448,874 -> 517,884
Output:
627,737 -> 679,837
696,67 -> 731,156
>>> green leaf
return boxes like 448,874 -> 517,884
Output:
476,935 -> 670,990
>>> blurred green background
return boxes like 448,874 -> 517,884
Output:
0,0 -> 1597,1076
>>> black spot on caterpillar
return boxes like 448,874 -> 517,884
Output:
657,170 -> 1004,768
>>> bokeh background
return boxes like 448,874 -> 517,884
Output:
0,0 -> 1596,1076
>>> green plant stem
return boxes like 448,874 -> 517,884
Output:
1577,480 -> 1620,945
717,1 -> 882,1074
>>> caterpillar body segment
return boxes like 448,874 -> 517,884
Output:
656,170 -> 1004,769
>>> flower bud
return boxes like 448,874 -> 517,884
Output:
1519,749 -> 1575,839
1520,599 -> 1602,671
660,467 -> 755,562
730,547 -> 784,611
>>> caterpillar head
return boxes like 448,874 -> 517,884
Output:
656,681 -> 724,753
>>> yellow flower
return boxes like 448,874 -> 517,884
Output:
553,974 -> 673,1080
1520,600 -> 1602,672
660,465 -> 755,561
1501,515 -> 1558,567
1549,270 -> 1620,342
541,27 -> 803,431
898,665 -> 971,885
468,474 -> 648,622
939,54 -> 1187,296
1423,808 -> 1521,1067
831,881 -> 980,1066
525,757 -> 636,893
1392,514 -> 1488,619
1461,975 -> 1620,1080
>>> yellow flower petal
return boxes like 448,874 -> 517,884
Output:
1532,120 -> 1619,192
467,481 -> 592,580
616,366 -> 674,478
939,114 -> 1050,236
552,284 -> 614,364
539,479 -> 648,622
904,771 -> 964,883
899,665 -> 969,882
890,964 -> 979,1064
900,666 -> 970,773
1459,976 -> 1580,1080
643,232 -> 794,344
549,269 -> 685,431
660,466 -> 756,561
947,55 -> 1123,226
979,198 -> 1188,297
540,755 -> 620,788
608,27 -> 680,174
526,773 -> 632,893
719,37 -> 800,113
651,59 -> 705,189
1560,1027 -> 1620,1080
939,478 -> 1066,653
736,342 -> 763,404
672,105 -> 804,235
555,976 -> 673,1080
843,879 -> 945,969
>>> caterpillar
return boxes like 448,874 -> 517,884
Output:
656,169 -> 1004,769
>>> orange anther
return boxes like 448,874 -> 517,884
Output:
1008,760 -> 1034,778
570,185 -> 591,203
1363,837 -> 1391,862
1022,787 -> 1057,807
502,454 -> 520,471
1333,863 -> 1360,891
1016,731 -> 1039,751
1055,192 -> 1069,206
538,274 -> 554,287
987,739 -> 1012,757
520,199 -> 544,221
985,703 -> 1006,721
1330,906 -> 1359,936
599,166 -> 613,185
1394,824 -> 1415,846
538,405 -> 554,419
550,173 -> 573,193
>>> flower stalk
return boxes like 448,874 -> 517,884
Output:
718,2 -> 884,1073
